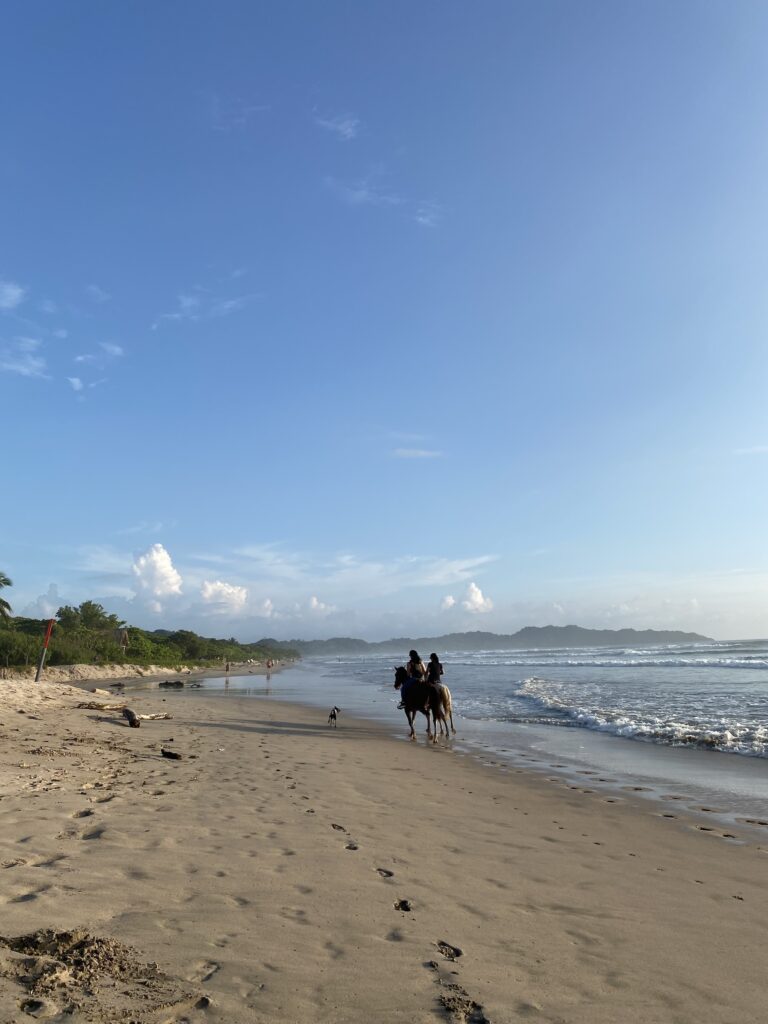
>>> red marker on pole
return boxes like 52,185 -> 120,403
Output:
35,618 -> 55,682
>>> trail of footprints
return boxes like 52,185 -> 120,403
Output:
5,709 -> 763,1022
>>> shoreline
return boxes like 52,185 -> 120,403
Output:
1,677 -> 767,1022
143,660 -> 768,830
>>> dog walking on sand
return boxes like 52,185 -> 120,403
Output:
327,706 -> 341,728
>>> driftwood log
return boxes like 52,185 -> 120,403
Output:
77,701 -> 126,711
76,701 -> 172,723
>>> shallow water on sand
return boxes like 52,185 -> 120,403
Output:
164,654 -> 768,826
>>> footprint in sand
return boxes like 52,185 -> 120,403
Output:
80,825 -> 107,841
188,959 -> 221,983
72,809 -> 94,818
394,899 -> 412,912
9,884 -> 51,903
345,842 -> 359,851
330,823 -> 346,832
376,868 -> 394,878
436,940 -> 463,961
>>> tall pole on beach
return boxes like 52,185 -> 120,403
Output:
35,619 -> 55,682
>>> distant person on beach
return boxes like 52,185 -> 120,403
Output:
225,661 -> 230,674
426,652 -> 444,689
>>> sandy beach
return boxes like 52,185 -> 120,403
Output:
1,677 -> 767,1023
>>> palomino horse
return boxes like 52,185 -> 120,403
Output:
394,666 -> 455,742
433,684 -> 456,737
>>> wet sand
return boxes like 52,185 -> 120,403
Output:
1,678 -> 767,1022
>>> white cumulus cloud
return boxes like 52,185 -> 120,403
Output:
132,543 -> 183,611
200,579 -> 248,612
440,594 -> 456,611
307,595 -> 335,616
462,581 -> 493,614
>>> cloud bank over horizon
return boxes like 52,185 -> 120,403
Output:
11,539 -> 766,643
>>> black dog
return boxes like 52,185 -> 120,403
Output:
327,706 -> 341,728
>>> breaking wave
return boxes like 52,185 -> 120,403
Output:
518,677 -> 768,757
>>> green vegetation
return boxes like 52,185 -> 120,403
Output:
0,572 -> 12,622
0,578 -> 295,669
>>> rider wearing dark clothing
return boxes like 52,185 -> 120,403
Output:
426,653 -> 444,688
399,649 -> 428,708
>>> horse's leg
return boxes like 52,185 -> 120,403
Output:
443,688 -> 457,735
405,709 -> 416,740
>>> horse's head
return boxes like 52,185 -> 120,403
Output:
394,665 -> 408,689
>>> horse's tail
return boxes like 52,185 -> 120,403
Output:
440,685 -> 456,734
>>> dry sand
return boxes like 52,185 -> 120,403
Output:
0,665 -> 201,685
1,679 -> 767,1023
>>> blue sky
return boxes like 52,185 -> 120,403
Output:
2,1 -> 767,640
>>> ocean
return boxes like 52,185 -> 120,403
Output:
169,639 -> 768,823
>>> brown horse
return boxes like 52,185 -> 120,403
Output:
394,666 -> 442,742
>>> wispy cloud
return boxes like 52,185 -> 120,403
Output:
392,448 -> 443,459
40,299 -> 57,314
75,342 -> 124,365
314,112 -> 360,141
209,296 -> 250,318
152,289 -> 254,329
67,376 -> 83,392
325,178 -> 443,227
324,176 -> 403,207
53,328 -> 68,339
100,342 -> 124,357
735,445 -> 768,455
85,284 -> 111,303
414,201 -> 441,228
116,520 -> 165,536
207,93 -> 270,131
0,279 -> 26,310
0,337 -> 47,377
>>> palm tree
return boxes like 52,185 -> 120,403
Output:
0,572 -> 13,622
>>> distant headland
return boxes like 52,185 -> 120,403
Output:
258,625 -> 713,657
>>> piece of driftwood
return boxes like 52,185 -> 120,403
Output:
160,747 -> 182,760
76,701 -> 173,722
77,701 -> 126,711
159,680 -> 184,688
123,708 -> 141,728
